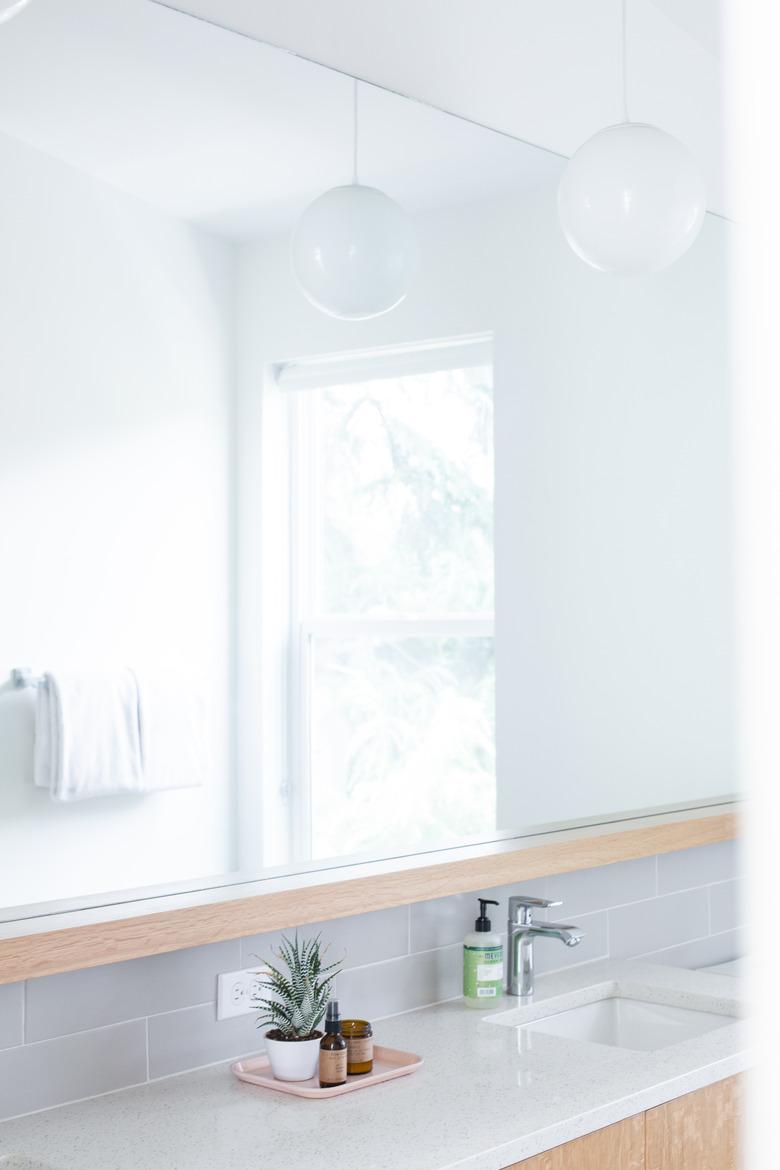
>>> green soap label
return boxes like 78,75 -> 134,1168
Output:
463,945 -> 504,999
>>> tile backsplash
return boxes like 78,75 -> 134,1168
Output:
0,839 -> 743,1121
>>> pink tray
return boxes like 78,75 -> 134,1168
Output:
232,1045 -> 423,1099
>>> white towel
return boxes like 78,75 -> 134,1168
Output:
34,669 -> 144,802
133,669 -> 206,792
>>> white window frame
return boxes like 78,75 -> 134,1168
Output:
264,335 -> 494,865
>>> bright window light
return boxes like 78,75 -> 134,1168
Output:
282,341 -> 495,861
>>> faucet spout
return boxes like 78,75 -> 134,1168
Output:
540,922 -> 584,947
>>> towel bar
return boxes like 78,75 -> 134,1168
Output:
10,668 -> 43,689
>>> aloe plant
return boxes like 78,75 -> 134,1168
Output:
253,933 -> 343,1040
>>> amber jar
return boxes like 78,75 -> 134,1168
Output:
341,1019 -> 373,1075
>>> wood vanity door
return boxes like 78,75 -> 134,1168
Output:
507,1115 -> 645,1169
645,1075 -> 743,1170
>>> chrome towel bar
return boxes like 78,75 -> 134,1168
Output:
10,668 -> 43,688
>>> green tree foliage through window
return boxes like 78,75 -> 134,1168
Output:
300,357 -> 495,859
318,365 -> 493,615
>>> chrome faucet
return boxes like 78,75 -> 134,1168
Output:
507,894 -> 584,997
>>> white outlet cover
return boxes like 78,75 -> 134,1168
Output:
217,967 -> 269,1021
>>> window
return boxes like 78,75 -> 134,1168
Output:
277,338 -> 494,862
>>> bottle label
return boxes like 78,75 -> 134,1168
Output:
346,1035 -> 373,1063
463,944 -> 503,1000
319,1048 -> 347,1083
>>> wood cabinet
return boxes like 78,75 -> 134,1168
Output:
507,1116 -> 644,1169
645,1075 -> 743,1170
505,1075 -> 743,1170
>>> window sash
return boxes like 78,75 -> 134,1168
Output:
274,334 -> 492,393
281,345 -> 495,863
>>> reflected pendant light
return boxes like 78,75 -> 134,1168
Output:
558,0 -> 706,275
0,0 -> 32,22
291,80 -> 417,319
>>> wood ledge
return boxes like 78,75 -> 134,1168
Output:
0,810 -> 738,984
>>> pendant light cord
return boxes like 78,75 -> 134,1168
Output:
621,0 -> 630,123
352,78 -> 359,185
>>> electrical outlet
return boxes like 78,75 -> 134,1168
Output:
216,966 -> 269,1020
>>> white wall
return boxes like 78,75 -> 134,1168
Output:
236,176 -> 734,843
0,132 -> 237,907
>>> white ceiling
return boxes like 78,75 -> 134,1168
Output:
152,0 -> 728,219
648,0 -> 721,59
0,0 -> 563,239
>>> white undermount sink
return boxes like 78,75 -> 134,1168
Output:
519,995 -> 733,1051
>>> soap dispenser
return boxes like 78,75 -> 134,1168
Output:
463,897 -> 503,1008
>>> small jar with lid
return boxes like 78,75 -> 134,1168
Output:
341,1019 -> 373,1075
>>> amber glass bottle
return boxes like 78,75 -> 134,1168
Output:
342,1019 -> 374,1075
319,1001 -> 347,1088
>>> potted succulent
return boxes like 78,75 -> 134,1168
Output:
253,933 -> 343,1082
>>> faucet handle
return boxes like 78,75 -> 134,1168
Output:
508,894 -> 563,924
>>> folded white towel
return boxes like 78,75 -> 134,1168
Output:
133,669 -> 206,792
34,669 -> 144,802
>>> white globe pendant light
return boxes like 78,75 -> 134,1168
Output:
291,81 -> 417,320
558,0 -> 706,275
0,0 -> 32,23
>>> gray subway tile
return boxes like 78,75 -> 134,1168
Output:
240,906 -> 408,972
336,945 -> 463,1021
609,888 -> 710,959
148,1002 -> 262,1079
710,880 -> 744,934
0,983 -> 23,1049
633,928 -> 745,970
410,893 -> 483,953
0,1020 -> 146,1121
657,840 -> 742,894
25,939 -> 241,1042
545,857 -> 656,916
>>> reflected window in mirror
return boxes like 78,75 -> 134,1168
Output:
269,339 -> 495,863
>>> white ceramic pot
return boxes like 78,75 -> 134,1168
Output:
264,1032 -> 322,1082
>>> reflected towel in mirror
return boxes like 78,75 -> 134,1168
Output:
34,669 -> 144,801
33,668 -> 207,800
133,668 -> 206,792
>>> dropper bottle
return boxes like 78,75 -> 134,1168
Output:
319,1000 -> 347,1087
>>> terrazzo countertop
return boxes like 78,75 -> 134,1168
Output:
705,958 -> 743,977
0,960 -> 747,1170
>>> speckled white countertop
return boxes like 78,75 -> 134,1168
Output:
0,960 -> 747,1170
705,958 -> 742,977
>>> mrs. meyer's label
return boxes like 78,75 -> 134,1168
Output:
463,945 -> 504,999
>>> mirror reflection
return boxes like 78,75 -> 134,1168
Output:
0,0 -> 736,917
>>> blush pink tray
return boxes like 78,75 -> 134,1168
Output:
232,1045 -> 423,1099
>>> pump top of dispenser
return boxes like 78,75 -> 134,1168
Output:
475,898 -> 499,933
324,1000 -> 342,1034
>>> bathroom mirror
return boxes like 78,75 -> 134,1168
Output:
0,0 -> 736,922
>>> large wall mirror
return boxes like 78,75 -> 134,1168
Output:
0,0 -> 736,925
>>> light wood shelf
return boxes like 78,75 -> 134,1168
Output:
0,808 -> 737,984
